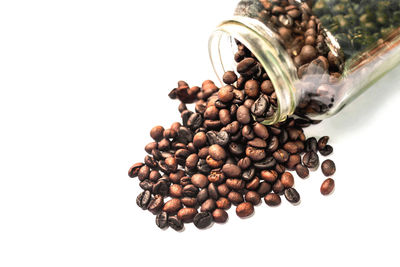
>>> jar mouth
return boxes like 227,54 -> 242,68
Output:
209,16 -> 298,125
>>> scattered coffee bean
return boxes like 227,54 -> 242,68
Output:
321,159 -> 336,177
321,178 -> 335,195
156,211 -> 168,229
193,212 -> 213,229
236,202 -> 254,218
284,188 -> 301,204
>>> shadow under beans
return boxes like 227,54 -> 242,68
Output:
313,64 -> 400,139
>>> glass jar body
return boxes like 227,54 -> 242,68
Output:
209,0 -> 400,124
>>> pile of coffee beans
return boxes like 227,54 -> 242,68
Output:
129,72 -> 336,231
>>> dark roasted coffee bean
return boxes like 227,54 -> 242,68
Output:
164,128 -> 177,139
318,136 -> 329,150
275,164 -> 285,174
254,157 -> 276,169
168,216 -> 184,231
286,154 -> 301,170
251,95 -> 269,116
264,193 -> 281,206
305,137 -> 318,152
242,125 -> 255,140
242,167 -> 256,181
198,147 -> 209,159
201,199 -> 216,212
245,191 -> 261,205
225,121 -> 240,135
153,180 -> 169,196
228,142 -> 245,156
237,58 -> 258,76
162,198 -> 182,214
319,145 -> 333,156
149,170 -> 161,182
215,131 -> 230,146
283,142 -> 299,154
169,171 -> 184,184
246,177 -> 260,190
266,136 -> 279,152
236,202 -> 254,218
208,170 -> 225,184
165,157 -> 177,172
156,211 -> 168,229
151,149 -> 163,161
321,178 -> 335,195
185,154 -> 199,169
212,209 -> 229,223
193,212 -> 213,229
219,109 -> 231,126
136,190 -> 151,210
204,106 -> 219,120
223,71 -> 238,85
244,80 -> 260,98
260,80 -> 274,95
321,160 -> 336,177
175,148 -> 190,160
273,149 -> 289,163
181,110 -> 193,127
248,137 -> 267,148
177,208 -> 198,223
296,164 -> 309,178
148,195 -> 164,214
209,144 -> 226,161
226,178 -> 245,190
238,157 -> 252,170
139,180 -> 154,192
228,191 -> 244,205
303,151 -> 319,169
197,159 -> 211,174
206,155 -> 224,169
284,188 -> 300,204
177,127 -> 193,144
206,131 -> 218,145
216,197 -> 231,209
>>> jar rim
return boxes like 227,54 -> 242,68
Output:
209,16 -> 298,125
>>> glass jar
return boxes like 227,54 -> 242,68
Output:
209,0 -> 400,124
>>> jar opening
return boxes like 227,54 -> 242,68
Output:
209,16 -> 298,125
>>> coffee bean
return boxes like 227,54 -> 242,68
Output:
300,45 -> 317,64
284,188 -> 300,204
254,157 -> 276,169
226,178 -> 245,190
197,188 -> 209,204
261,170 -> 278,183
244,80 -> 260,98
139,180 -> 153,191
198,147 -> 209,159
246,146 -> 266,161
165,156 -> 178,172
191,174 -> 209,188
128,162 -> 144,178
136,190 -> 151,210
242,125 -> 255,140
228,142 -> 245,156
185,154 -> 199,169
222,164 -> 242,178
148,195 -> 164,214
272,179 -> 285,194
208,182 -> 219,200
228,191 -> 244,205
245,191 -> 261,205
208,144 -> 226,161
242,167 -> 256,181
193,212 -> 213,229
212,209 -> 229,223
283,142 -> 299,154
303,151 -> 319,168
318,136 -> 329,151
273,149 -> 289,163
295,164 -> 309,178
266,136 -> 279,152
137,165 -> 150,181
264,193 -> 281,206
246,177 -> 260,190
321,178 -> 335,195
215,131 -> 230,146
182,184 -> 198,197
216,197 -> 231,209
260,80 -> 274,95
162,198 -> 182,214
218,85 -> 234,103
168,216 -> 184,231
253,123 -> 269,139
238,157 -> 252,170
204,106 -> 219,120
237,57 -> 258,76
177,208 -> 198,223
149,170 -> 161,182
236,202 -> 254,218
281,172 -> 295,188
223,71 -> 238,85
201,199 -> 216,212
251,95 -> 269,116
193,132 -> 207,148
321,159 -> 336,176
237,105 -> 251,124
217,183 -> 230,197
305,137 -> 318,152
153,180 -> 169,196
319,145 -> 333,156
286,154 -> 301,170
150,126 -> 164,141
156,211 -> 168,229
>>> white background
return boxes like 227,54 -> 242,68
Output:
1,1 -> 400,266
